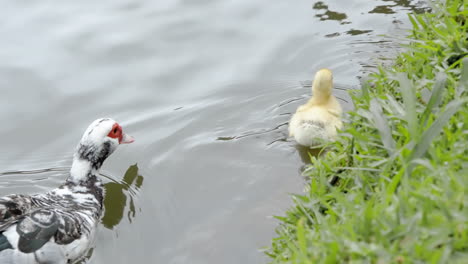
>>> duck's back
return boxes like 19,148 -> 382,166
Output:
289,97 -> 343,146
0,181 -> 103,264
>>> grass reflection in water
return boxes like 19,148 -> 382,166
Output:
102,164 -> 144,229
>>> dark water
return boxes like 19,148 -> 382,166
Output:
0,0 -> 426,263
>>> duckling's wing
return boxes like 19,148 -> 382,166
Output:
327,109 -> 341,118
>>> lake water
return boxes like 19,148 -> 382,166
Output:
0,0 -> 427,263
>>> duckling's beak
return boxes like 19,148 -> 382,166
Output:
120,133 -> 135,144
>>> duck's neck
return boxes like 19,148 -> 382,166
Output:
309,82 -> 332,105
67,142 -> 112,184
310,93 -> 330,105
68,157 -> 101,184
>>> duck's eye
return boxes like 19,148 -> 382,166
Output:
107,123 -> 121,139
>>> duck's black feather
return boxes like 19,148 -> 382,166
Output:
0,233 -> 13,252
0,194 -> 33,222
16,209 -> 59,253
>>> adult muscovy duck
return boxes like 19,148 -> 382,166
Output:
0,118 -> 134,264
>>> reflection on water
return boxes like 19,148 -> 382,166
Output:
346,29 -> 373,36
313,1 -> 349,24
370,5 -> 396,14
295,145 -> 323,164
370,0 -> 430,14
102,164 -> 144,229
314,0 -> 429,39
314,0 -> 429,16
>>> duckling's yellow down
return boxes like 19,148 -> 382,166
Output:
289,69 -> 343,147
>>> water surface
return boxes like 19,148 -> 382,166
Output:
0,0 -> 426,263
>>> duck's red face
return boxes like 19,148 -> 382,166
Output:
107,123 -> 134,144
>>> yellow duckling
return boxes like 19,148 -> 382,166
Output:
289,69 -> 343,147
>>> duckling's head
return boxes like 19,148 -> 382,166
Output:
311,68 -> 333,100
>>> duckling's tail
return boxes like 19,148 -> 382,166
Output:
293,120 -> 333,147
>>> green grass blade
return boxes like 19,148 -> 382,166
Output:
360,78 -> 370,99
397,73 -> 419,139
370,98 -> 396,155
410,99 -> 466,162
421,72 -> 447,126
408,14 -> 419,30
457,57 -> 468,97
296,218 -> 307,260
385,169 -> 404,204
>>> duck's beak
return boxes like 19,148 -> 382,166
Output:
120,133 -> 135,144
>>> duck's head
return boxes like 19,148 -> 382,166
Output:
70,118 -> 134,182
311,68 -> 333,100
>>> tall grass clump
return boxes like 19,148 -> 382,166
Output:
267,0 -> 468,263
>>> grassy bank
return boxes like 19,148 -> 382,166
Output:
267,0 -> 468,263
